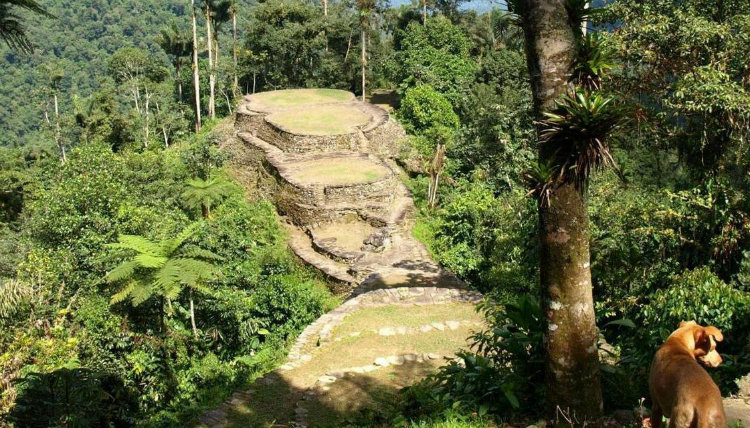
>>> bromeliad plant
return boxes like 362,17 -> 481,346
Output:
539,90 -> 620,188
528,90 -> 623,204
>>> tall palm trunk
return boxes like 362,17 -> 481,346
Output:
517,0 -> 603,422
232,7 -> 238,95
53,93 -> 66,162
189,289 -> 198,339
176,59 -> 183,103
206,5 -> 216,119
360,29 -> 366,102
422,0 -> 427,25
191,0 -> 202,132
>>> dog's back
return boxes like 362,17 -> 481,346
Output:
649,322 -> 727,428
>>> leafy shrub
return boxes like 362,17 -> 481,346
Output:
420,179 -> 537,293
621,267 -> 750,392
398,85 -> 460,134
9,368 -> 138,427
399,296 -> 544,421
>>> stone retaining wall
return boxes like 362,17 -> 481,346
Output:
283,286 -> 484,368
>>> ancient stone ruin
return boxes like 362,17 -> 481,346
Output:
235,88 -> 462,295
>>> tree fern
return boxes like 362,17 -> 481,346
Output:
181,174 -> 239,219
105,224 -> 223,337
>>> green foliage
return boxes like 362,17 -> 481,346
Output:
106,224 -> 223,306
0,0 -> 52,53
398,85 -> 459,135
9,367 -> 138,427
618,267 -> 750,394
398,295 -> 544,420
416,179 -> 537,293
181,174 -> 240,219
538,90 -> 621,190
393,16 -> 475,103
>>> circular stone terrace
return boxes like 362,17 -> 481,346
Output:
287,156 -> 391,186
246,88 -> 355,113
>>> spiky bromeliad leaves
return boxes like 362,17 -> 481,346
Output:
106,223 -> 223,337
529,90 -> 622,204
573,33 -> 615,90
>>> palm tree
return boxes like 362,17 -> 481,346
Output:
181,174 -> 239,219
106,224 -> 223,338
515,0 -> 603,421
158,23 -> 191,104
40,62 -> 66,162
357,0 -> 376,102
0,0 -> 53,53
209,1 -> 232,112
230,0 -> 239,96
190,0 -> 202,132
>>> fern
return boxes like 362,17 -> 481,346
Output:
0,278 -> 32,318
106,260 -> 139,283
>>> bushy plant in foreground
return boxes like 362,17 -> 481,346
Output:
398,295 -> 544,421
620,267 -> 750,394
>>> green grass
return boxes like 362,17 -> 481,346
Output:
252,88 -> 354,109
290,157 -> 389,185
267,105 -> 370,135
332,303 -> 482,338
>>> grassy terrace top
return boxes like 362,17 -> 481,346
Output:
248,88 -> 355,112
288,157 -> 390,186
266,104 -> 371,135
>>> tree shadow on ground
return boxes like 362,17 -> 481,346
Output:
224,359 -> 441,427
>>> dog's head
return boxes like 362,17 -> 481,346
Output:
678,320 -> 724,367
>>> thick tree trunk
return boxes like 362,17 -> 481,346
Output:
191,0 -> 202,132
361,29 -> 366,102
206,6 -> 216,119
517,0 -> 603,423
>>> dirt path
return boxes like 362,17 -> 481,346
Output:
199,91 -> 479,427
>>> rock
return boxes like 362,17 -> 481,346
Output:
431,322 -> 445,331
736,373 -> 750,397
378,327 -> 396,336
279,363 -> 295,371
388,355 -> 405,365
396,326 -> 407,335
374,357 -> 390,367
419,325 -> 433,333
316,375 -> 337,384
329,371 -> 346,379
299,354 -> 312,362
427,353 -> 441,360
361,365 -> 378,372
445,321 -> 461,330
349,331 -> 361,337
403,354 -> 418,362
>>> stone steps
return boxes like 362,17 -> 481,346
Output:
285,223 -> 357,286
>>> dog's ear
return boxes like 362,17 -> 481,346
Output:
679,320 -> 697,328
692,327 -> 710,355
703,326 -> 723,343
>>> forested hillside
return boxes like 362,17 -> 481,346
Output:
0,0 -> 252,147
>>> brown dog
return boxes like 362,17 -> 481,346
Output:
649,321 -> 727,428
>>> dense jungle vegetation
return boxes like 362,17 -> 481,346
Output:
1,0 -> 749,426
